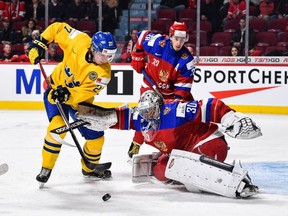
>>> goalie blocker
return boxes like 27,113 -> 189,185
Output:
132,150 -> 259,198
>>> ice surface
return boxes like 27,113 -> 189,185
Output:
0,111 -> 287,216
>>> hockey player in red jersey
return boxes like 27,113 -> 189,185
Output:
128,21 -> 195,158
75,90 -> 262,198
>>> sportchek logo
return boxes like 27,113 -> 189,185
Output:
194,68 -> 288,84
193,67 -> 286,99
210,86 -> 279,99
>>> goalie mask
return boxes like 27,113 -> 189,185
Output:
91,31 -> 117,62
138,90 -> 163,142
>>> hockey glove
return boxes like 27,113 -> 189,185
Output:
128,141 -> 141,158
51,85 -> 71,104
131,51 -> 145,74
27,35 -> 48,64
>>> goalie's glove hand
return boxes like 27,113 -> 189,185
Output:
27,35 -> 48,64
128,141 -> 141,158
51,85 -> 71,104
131,50 -> 145,74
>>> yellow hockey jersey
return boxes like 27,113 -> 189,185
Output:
41,22 -> 111,107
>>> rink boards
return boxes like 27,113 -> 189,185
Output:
0,61 -> 287,114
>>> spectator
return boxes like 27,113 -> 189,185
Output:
219,0 -> 230,20
120,28 -> 138,63
223,0 -> 246,29
258,0 -> 276,20
0,42 -> 17,61
21,18 -> 38,42
230,45 -> 239,56
48,0 -> 65,23
90,0 -> 117,33
48,43 -> 63,62
65,0 -> 88,22
82,0 -> 92,20
201,0 -> 219,33
25,0 -> 45,21
230,17 -> 256,54
0,18 -> 17,44
275,0 -> 288,19
0,0 -> 4,17
249,47 -> 262,56
10,40 -> 30,62
2,0 -> 26,22
188,0 -> 197,9
226,0 -> 246,20
158,0 -> 188,18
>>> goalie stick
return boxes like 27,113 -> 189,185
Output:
39,62 -> 111,171
0,163 -> 8,176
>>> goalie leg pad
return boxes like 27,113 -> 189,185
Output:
165,149 -> 249,198
132,152 -> 161,183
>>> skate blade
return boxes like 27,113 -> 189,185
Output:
83,175 -> 112,181
38,182 -> 45,189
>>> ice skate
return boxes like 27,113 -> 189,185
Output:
36,167 -> 52,189
237,183 -> 259,198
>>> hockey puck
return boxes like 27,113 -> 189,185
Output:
102,193 -> 111,201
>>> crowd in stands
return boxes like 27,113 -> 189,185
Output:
0,0 -> 125,62
148,0 -> 288,58
0,0 -> 287,62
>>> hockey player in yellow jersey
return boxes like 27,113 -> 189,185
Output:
27,22 -> 117,185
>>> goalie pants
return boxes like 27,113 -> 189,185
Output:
42,89 -> 105,172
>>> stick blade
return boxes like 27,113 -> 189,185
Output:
88,162 -> 112,172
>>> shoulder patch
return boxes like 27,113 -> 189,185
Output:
88,71 -> 98,81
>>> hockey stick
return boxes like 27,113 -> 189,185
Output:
141,69 -> 164,101
0,163 -> 8,176
38,62 -> 111,171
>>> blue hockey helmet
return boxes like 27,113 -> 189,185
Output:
91,31 -> 117,62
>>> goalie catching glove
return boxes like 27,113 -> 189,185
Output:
50,85 -> 71,104
27,35 -> 48,64
220,111 -> 262,139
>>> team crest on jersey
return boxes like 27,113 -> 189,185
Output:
163,107 -> 171,115
159,70 -> 169,82
88,71 -> 98,81
154,141 -> 168,152
181,52 -> 188,59
158,40 -> 166,48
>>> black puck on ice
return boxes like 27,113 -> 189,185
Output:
102,193 -> 111,201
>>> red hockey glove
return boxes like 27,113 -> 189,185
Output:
131,51 -> 145,74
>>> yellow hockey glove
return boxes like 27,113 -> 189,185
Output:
27,35 -> 48,65
128,141 -> 141,158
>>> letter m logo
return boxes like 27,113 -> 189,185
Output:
16,69 -> 41,94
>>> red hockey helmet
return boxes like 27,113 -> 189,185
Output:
169,21 -> 189,41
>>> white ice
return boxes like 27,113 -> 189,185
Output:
0,111 -> 287,216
